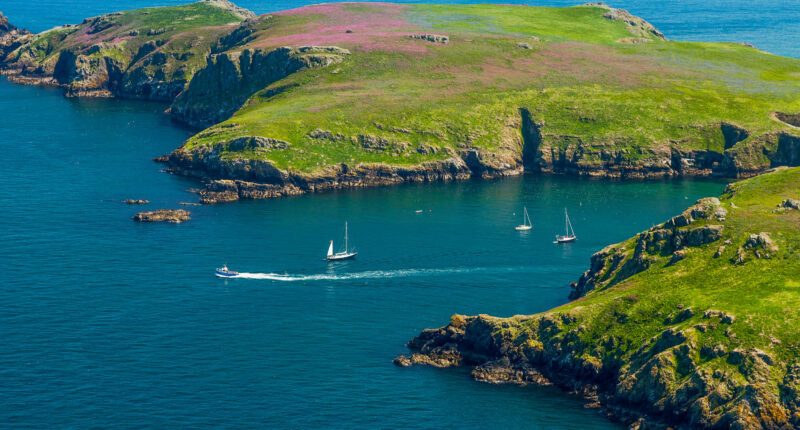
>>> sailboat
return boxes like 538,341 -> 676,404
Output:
515,206 -> 532,231
326,222 -> 358,261
555,208 -> 577,243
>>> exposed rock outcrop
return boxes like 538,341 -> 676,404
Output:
123,199 -> 150,204
569,197 -> 725,298
182,150 -> 521,203
0,12 -> 30,62
400,312 -> 793,429
589,3 -> 666,40
408,34 -> 449,44
132,209 -> 191,223
170,46 -> 350,127
201,0 -> 256,20
732,232 -> 778,264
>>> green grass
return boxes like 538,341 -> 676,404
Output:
551,166 -> 800,365
6,1 -> 247,87
8,1 -> 800,176
427,169 -> 800,425
174,3 -> 800,173
114,2 -> 243,33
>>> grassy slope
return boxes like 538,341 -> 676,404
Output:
181,3 -> 800,172
561,167 -> 800,350
475,167 -> 800,424
400,167 -> 799,426
8,1 -> 245,83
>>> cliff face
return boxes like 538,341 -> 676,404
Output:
166,124 -> 523,203
399,167 -> 800,429
170,45 -> 351,127
0,1 -> 250,99
0,12 -> 30,63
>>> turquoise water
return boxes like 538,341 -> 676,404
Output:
0,0 -> 759,427
0,78 -> 726,428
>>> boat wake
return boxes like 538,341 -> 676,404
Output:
230,266 -> 532,282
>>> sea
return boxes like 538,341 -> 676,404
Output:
1,0 -> 792,428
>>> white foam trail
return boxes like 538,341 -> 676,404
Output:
230,266 -> 527,282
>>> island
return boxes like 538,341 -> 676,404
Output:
1,1 -> 799,203
397,166 -> 800,429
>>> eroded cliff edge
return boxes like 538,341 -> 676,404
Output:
397,167 -> 800,429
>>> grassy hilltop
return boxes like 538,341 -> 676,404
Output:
2,1 -> 800,199
178,3 -> 800,175
0,0 -> 252,98
401,166 -> 800,428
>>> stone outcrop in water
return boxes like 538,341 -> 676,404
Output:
132,209 -> 191,223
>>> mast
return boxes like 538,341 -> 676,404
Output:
345,222 -> 348,252
565,208 -> 569,236
566,209 -> 575,237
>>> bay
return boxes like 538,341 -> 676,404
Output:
0,0 -> 758,427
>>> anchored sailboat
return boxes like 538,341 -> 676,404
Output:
515,206 -> 532,231
555,208 -> 577,243
326,222 -> 358,261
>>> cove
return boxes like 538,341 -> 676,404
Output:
0,76 -> 727,427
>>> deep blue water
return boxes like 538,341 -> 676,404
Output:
2,0 -> 800,59
0,78 -> 726,428
0,0 -> 763,427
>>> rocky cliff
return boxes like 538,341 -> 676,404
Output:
0,1 -> 250,99
0,12 -> 30,63
170,44 -> 351,127
398,167 -> 800,429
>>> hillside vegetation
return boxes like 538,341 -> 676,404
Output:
2,1 -> 800,201
399,166 -> 800,429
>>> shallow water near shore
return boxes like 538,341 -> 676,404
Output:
0,75 -> 728,427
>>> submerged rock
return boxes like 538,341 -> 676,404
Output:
132,209 -> 190,223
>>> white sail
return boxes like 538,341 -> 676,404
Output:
566,209 -> 575,237
327,240 -> 334,257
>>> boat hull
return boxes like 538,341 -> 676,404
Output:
327,252 -> 357,261
555,236 -> 577,243
215,269 -> 239,277
515,225 -> 532,231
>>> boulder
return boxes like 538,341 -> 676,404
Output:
408,34 -> 449,44
132,209 -> 190,223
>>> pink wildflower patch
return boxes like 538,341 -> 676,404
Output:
254,2 -> 426,54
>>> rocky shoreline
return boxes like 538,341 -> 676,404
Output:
395,183 -> 800,429
164,145 -> 523,203
161,131 -> 783,204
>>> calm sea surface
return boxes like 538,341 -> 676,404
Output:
0,0 -> 778,427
